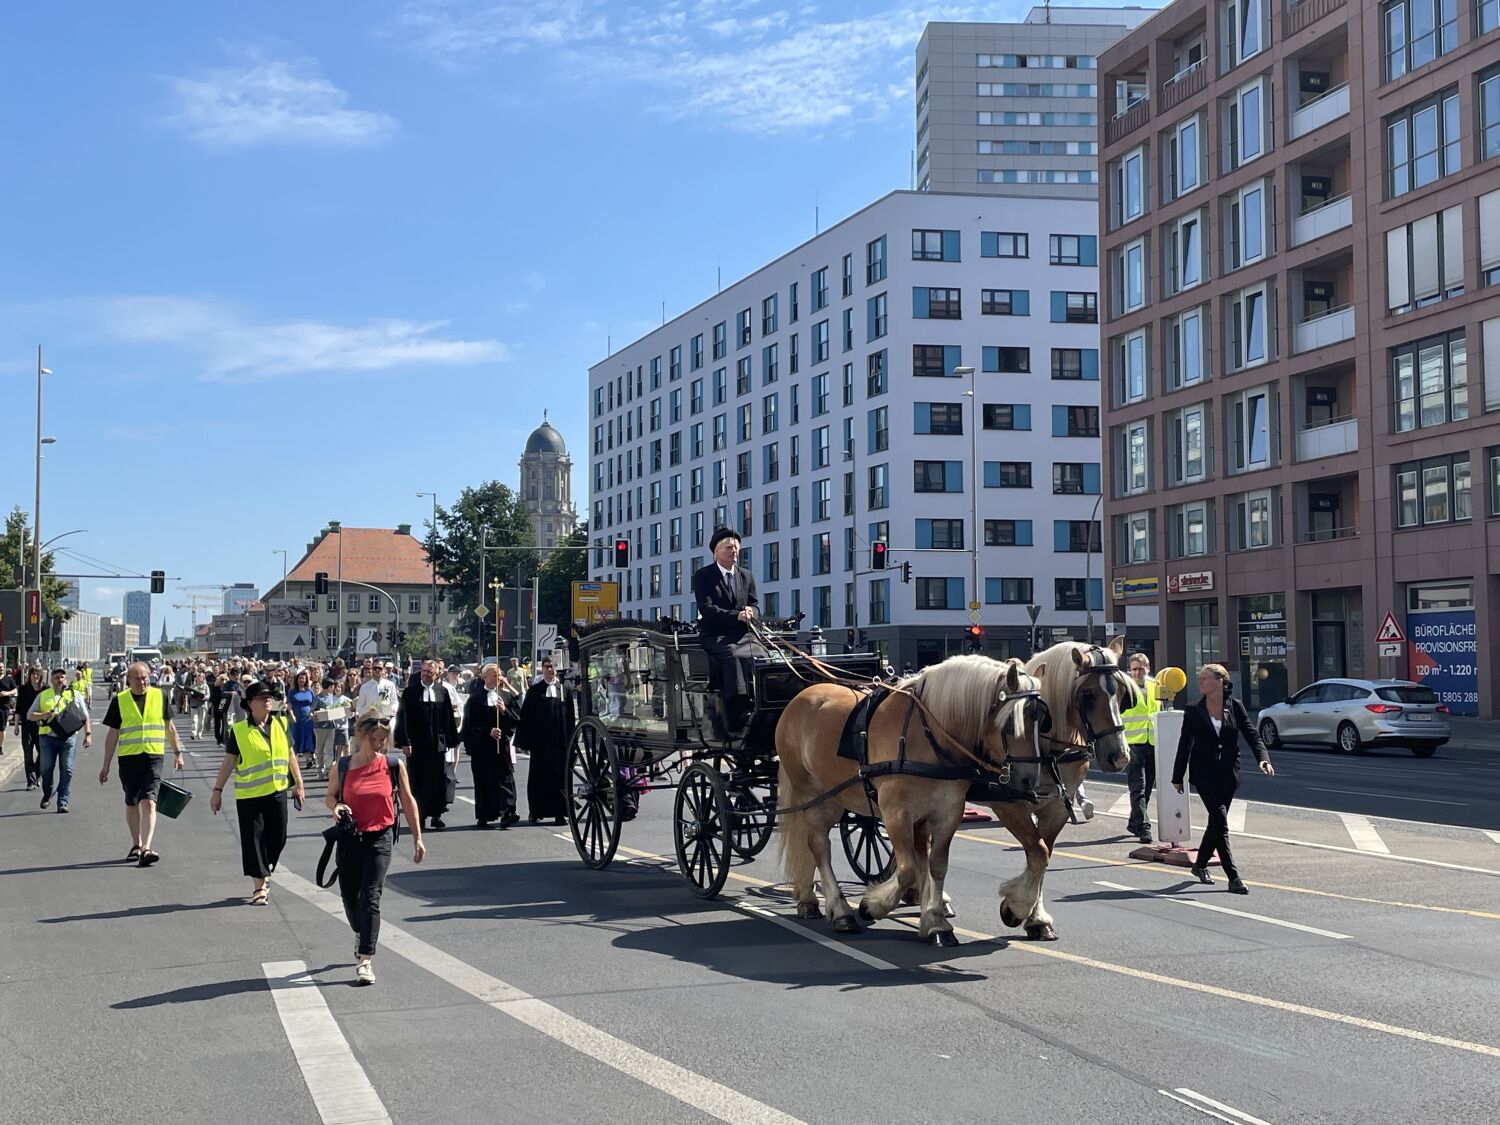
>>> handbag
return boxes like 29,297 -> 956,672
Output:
50,692 -> 88,738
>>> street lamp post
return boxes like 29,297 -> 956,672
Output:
417,491 -> 438,655
956,366 -> 978,649
23,347 -> 55,669
272,549 -> 288,593
1084,492 -> 1104,645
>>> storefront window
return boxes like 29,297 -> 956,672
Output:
1237,593 -> 1287,710
1182,601 -> 1219,695
1406,581 -> 1476,713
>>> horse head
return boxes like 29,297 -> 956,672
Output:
1068,636 -> 1133,773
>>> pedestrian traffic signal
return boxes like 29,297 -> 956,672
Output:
149,570 -> 165,594
871,541 -> 888,570
613,538 -> 631,567
314,571 -> 329,595
900,561 -> 912,584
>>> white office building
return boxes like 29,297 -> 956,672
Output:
60,609 -> 101,665
223,583 -> 259,614
587,190 -> 1105,668
916,7 -> 1148,198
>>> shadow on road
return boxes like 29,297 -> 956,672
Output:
112,967 -> 343,1009
40,898 -> 243,924
0,859 -> 135,876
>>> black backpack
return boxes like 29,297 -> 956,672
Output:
315,753 -> 403,888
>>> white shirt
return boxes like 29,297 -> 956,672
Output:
1210,716 -> 1222,735
356,677 -> 398,719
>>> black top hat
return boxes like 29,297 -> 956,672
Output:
242,681 -> 276,705
709,527 -> 741,551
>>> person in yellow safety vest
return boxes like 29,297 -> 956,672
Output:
208,681 -> 305,906
97,662 -> 185,867
1121,652 -> 1161,843
27,667 -> 94,812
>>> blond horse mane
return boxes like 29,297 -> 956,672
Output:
1023,641 -> 1094,748
898,653 -> 1030,753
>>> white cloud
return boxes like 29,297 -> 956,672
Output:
389,1 -> 982,135
100,296 -> 507,383
165,52 -> 397,148
524,271 -> 547,291
503,299 -> 532,314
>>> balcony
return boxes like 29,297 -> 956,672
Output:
1292,193 -> 1352,246
1294,304 -> 1354,353
1295,417 -> 1357,460
1106,97 -> 1150,145
1159,59 -> 1207,112
1289,83 -> 1349,140
1287,0 -> 1348,38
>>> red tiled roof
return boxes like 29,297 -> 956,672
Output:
278,526 -> 446,591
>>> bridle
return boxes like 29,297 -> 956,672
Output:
1038,645 -> 1130,754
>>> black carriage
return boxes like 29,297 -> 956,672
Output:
565,620 -> 891,897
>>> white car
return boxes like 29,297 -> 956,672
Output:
1256,678 -> 1450,758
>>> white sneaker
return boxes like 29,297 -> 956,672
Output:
1080,798 -> 1095,821
355,961 -> 375,985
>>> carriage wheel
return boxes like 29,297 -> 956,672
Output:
839,811 -> 895,884
674,762 -> 733,899
567,721 -> 622,870
728,786 -> 775,860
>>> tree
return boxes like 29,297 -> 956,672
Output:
538,522 -> 589,631
439,633 -> 477,664
397,623 -> 431,663
424,482 -> 537,621
1,506 -> 73,621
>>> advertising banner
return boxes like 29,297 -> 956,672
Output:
1407,609 -> 1478,714
267,599 -> 313,652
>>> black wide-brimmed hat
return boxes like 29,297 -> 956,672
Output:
709,527 -> 741,550
242,681 -> 277,705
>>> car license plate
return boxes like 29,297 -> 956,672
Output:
1408,712 -> 1432,722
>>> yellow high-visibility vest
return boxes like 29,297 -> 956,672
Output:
1121,676 -> 1160,745
230,717 -> 291,799
116,688 -> 167,757
36,687 -> 78,737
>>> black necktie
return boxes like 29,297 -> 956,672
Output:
722,571 -> 734,599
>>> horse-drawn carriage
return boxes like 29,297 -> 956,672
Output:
566,617 -> 1138,946
564,618 -> 891,898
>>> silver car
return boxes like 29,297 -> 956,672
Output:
1256,678 -> 1450,758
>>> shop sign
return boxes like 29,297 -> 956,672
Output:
1112,576 -> 1160,600
1167,570 -> 1214,594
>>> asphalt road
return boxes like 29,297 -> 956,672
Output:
2,702 -> 1498,1125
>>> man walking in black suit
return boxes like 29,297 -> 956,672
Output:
693,528 -> 766,732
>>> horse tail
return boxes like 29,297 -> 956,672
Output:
777,759 -> 818,895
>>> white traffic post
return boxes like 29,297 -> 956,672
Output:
1152,709 -> 1192,846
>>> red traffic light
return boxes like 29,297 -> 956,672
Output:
967,625 -> 983,637
613,538 -> 631,568
871,541 -> 888,570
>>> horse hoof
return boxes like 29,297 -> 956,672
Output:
1025,922 -> 1059,942
857,904 -> 875,923
1000,904 -> 1022,928
795,902 -> 823,920
929,930 -> 959,948
832,914 -> 862,935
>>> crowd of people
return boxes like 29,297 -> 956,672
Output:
2,649 -> 582,985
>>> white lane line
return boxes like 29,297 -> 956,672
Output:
1095,881 -> 1351,941
274,870 -> 806,1125
1307,786 -> 1469,807
262,960 -> 392,1125
1483,830 -> 1500,847
1162,1088 -> 1273,1125
1107,791 -> 1132,818
1337,813 -> 1391,854
456,795 -> 475,804
732,903 -> 899,971
1226,799 -> 1247,834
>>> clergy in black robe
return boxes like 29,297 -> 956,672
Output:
515,658 -> 574,823
464,665 -> 520,829
395,665 -> 460,830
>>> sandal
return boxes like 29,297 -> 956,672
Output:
138,850 -> 160,868
126,846 -> 142,862
248,887 -> 269,906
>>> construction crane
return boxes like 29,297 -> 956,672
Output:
174,588 -> 225,642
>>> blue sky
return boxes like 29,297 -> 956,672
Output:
2,0 -> 1109,636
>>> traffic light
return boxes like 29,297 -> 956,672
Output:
150,570 -> 165,594
871,541 -> 888,570
386,625 -> 399,648
900,561 -> 912,584
314,571 -> 329,595
857,629 -> 868,647
966,624 -> 984,652
846,629 -> 856,647
613,538 -> 631,567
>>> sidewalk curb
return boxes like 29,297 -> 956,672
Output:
0,745 -> 24,790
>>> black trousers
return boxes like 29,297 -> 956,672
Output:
469,747 -> 515,823
1126,742 -> 1156,833
703,635 -> 768,722
1194,784 -> 1239,881
337,827 -> 393,957
235,790 -> 289,878
21,721 -> 40,786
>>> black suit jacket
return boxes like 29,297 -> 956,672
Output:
395,681 -> 459,753
1172,697 -> 1268,791
693,564 -> 759,643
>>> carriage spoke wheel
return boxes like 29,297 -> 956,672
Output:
839,812 -> 895,884
729,786 -> 775,860
674,762 -> 733,899
567,721 -> 622,870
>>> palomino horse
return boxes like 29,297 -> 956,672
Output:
776,654 -> 1043,946
983,638 -> 1136,941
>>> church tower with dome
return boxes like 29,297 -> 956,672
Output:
519,412 -> 578,550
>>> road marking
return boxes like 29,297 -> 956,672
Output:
1307,787 -> 1469,807
1484,830 -> 1500,847
262,960 -> 392,1125
731,902 -> 899,971
926,919 -> 1500,1060
1162,1088 -> 1273,1125
1107,792 -> 1132,818
274,871 -> 805,1125
1337,813 -> 1391,854
1094,881 -> 1351,940
952,831 -> 1500,918
1226,799 -> 1247,834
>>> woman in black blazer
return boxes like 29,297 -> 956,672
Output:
1171,663 -> 1275,894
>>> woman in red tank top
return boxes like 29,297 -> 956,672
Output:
326,710 -> 426,985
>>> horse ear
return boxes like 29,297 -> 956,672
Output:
1005,662 -> 1022,692
1106,634 -> 1125,657
1071,647 -> 1087,668
1031,662 -> 1046,681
